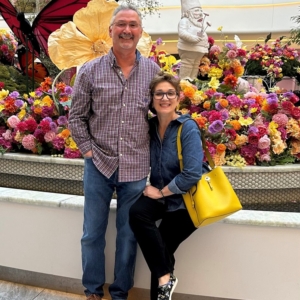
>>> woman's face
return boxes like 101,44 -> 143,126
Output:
152,81 -> 179,115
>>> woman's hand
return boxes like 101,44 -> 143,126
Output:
143,185 -> 162,200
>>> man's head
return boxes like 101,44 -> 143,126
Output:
109,4 -> 143,52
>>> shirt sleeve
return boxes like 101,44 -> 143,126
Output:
168,121 -> 204,194
68,63 -> 93,155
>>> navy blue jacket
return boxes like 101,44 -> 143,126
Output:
149,114 -> 208,211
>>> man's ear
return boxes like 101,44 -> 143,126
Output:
109,26 -> 112,38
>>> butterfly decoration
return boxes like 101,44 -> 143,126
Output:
0,0 -> 90,89
0,0 -> 91,57
16,45 -> 49,84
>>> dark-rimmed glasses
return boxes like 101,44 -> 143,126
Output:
111,22 -> 141,29
153,91 -> 178,100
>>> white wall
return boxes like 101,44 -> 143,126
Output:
0,198 -> 300,300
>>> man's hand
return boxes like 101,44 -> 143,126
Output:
84,150 -> 93,158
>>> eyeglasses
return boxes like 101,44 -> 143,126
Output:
153,91 -> 178,100
111,22 -> 141,29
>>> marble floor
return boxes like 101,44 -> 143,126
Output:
0,280 -> 86,300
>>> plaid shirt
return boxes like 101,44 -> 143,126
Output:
69,49 -> 160,182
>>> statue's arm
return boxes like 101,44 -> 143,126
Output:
178,19 -> 201,43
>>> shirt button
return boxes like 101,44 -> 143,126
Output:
125,87 -> 128,90
121,121 -> 124,123
120,137 -> 123,140
123,103 -> 126,106
120,153 -> 123,156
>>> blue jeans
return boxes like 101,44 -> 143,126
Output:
82,158 -> 147,300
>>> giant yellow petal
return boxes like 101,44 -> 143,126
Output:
49,21 -> 111,70
73,0 -> 118,42
137,31 -> 152,57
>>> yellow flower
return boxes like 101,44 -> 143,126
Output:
208,77 -> 220,89
217,26 -> 223,31
208,66 -> 223,79
18,109 -> 26,120
29,92 -> 36,98
33,100 -> 41,106
41,95 -> 53,107
238,116 -> 253,126
66,137 -> 78,150
0,89 -> 9,100
0,104 -> 4,112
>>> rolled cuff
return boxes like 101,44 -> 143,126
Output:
168,178 -> 186,194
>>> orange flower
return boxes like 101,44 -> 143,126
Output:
33,107 -> 42,115
194,116 -> 207,128
234,134 -> 248,147
203,101 -> 211,110
59,129 -> 71,139
183,86 -> 196,99
219,98 -> 228,108
56,82 -> 66,91
233,65 -> 244,77
4,98 -> 17,113
255,95 -> 265,105
40,77 -> 52,92
216,143 -> 226,153
224,74 -> 238,88
229,120 -> 241,130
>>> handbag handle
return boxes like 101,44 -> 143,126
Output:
177,119 -> 215,170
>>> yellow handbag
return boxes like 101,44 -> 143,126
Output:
177,120 -> 242,228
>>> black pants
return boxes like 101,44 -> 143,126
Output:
129,195 -> 196,300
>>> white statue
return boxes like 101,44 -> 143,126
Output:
177,0 -> 210,80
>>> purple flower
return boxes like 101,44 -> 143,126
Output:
57,116 -> 68,126
9,91 -> 19,98
41,106 -> 54,118
43,117 -> 52,123
266,93 -> 278,105
225,42 -> 237,50
208,120 -> 224,134
248,126 -> 259,134
220,109 -> 229,121
215,102 -> 222,111
156,38 -> 163,45
15,99 -> 24,107
35,90 -> 43,97
64,86 -> 72,95
50,122 -> 58,132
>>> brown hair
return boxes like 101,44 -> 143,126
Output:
149,71 -> 180,114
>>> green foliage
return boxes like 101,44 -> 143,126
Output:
0,63 -> 38,94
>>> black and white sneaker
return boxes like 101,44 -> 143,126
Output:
157,273 -> 178,300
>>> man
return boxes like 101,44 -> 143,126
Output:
177,0 -> 209,80
68,4 -> 160,300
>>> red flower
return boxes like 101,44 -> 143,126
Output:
291,107 -> 300,119
223,74 -> 238,88
25,118 -> 38,132
248,133 -> 259,145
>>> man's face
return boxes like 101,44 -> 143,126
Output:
109,9 -> 143,52
190,7 -> 203,21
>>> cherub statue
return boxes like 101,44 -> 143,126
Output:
177,0 -> 210,80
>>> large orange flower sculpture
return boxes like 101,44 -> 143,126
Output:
48,0 -> 152,70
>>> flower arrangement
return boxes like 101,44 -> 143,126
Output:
178,77 -> 300,166
0,29 -> 18,65
245,37 -> 300,84
197,32 -> 248,82
0,77 -> 81,158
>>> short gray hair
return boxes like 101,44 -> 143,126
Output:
110,3 -> 143,26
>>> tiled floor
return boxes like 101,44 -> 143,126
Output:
0,280 -> 85,300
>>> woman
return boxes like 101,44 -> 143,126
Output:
129,71 -> 208,300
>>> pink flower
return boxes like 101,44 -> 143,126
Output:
22,134 -> 36,150
2,129 -> 12,140
272,113 -> 288,127
7,115 -> 20,128
226,50 -> 237,59
44,131 -> 56,142
259,153 -> 271,162
258,135 -> 271,150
